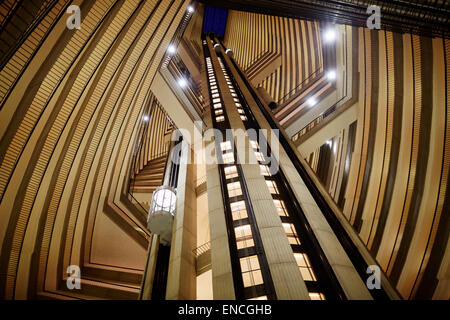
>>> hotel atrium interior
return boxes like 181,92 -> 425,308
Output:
0,0 -> 448,301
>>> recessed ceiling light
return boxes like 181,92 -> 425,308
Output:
143,115 -> 149,122
167,44 -> 176,54
307,97 -> 317,107
326,70 -> 337,81
324,28 -> 337,43
187,5 -> 194,13
178,78 -> 187,88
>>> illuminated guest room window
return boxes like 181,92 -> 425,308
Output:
213,103 -> 222,109
260,165 -> 271,176
273,199 -> 287,216
294,253 -> 317,281
234,225 -> 254,249
215,109 -> 223,115
283,223 -> 301,244
224,165 -> 238,179
240,255 -> 264,287
266,180 -> 278,194
230,201 -> 247,220
309,292 -> 326,300
222,152 -> 234,164
216,115 -> 225,122
227,181 -> 242,197
254,152 -> 265,162
220,141 -> 232,151
249,296 -> 268,300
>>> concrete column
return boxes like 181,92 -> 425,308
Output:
166,141 -> 197,299
140,235 -> 159,299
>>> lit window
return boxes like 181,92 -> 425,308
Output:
283,223 -> 300,244
222,152 -> 234,164
235,225 -> 254,249
215,109 -> 223,115
213,98 -> 221,103
210,81 -> 216,86
230,201 -> 247,220
273,200 -> 288,216
227,181 -> 242,197
231,93 -> 237,97
216,115 -> 225,122
254,152 -> 265,162
266,180 -> 278,194
235,103 -> 241,107
224,165 -> 238,179
260,165 -> 271,177
230,88 -> 235,92
309,293 -> 325,300
233,98 -> 239,102
211,85 -> 217,90
211,89 -> 218,94
240,115 -> 247,121
240,255 -> 264,287
212,93 -> 220,98
250,140 -> 259,149
237,109 -> 244,114
249,296 -> 268,300
213,103 -> 222,109
294,253 -> 317,281
220,141 -> 232,151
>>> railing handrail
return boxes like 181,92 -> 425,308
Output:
193,241 -> 211,257
277,66 -> 324,105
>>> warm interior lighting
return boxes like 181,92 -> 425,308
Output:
142,115 -> 149,122
178,78 -> 187,88
307,97 -> 317,107
326,70 -> 337,81
167,44 -> 176,54
187,5 -> 194,13
148,186 -> 177,245
323,28 -> 337,43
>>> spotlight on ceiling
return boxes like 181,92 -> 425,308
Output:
178,78 -> 187,88
326,70 -> 337,81
323,28 -> 337,43
307,97 -> 317,107
187,5 -> 194,13
213,43 -> 220,48
143,115 -> 149,122
167,44 -> 176,54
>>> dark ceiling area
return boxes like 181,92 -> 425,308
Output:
199,0 -> 449,39
202,6 -> 228,38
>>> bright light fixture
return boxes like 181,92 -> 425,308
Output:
187,5 -> 194,13
178,78 -> 187,88
142,115 -> 149,122
307,97 -> 317,107
323,28 -> 337,43
167,44 -> 176,54
214,43 -> 220,48
326,70 -> 337,81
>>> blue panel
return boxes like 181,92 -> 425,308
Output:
202,6 -> 228,37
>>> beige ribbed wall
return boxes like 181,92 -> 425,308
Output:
224,10 -> 323,103
0,0 -> 189,299
303,28 -> 449,300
